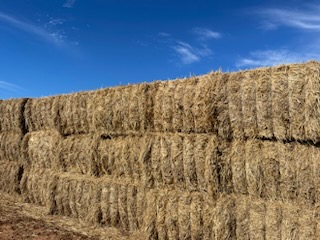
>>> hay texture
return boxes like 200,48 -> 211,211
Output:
0,161 -> 24,195
22,130 -> 62,170
0,98 -> 28,132
0,131 -> 23,162
24,97 -> 57,132
59,133 -> 99,176
92,84 -> 149,134
53,91 -> 94,135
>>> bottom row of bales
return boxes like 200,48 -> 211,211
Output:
1,130 -> 319,205
2,166 -> 319,240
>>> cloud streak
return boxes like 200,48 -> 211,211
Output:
193,27 -> 221,40
173,41 -> 212,64
236,49 -> 317,68
257,6 -> 320,31
63,0 -> 76,8
0,81 -> 22,92
0,11 -> 65,45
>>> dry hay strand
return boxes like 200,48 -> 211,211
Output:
160,135 -> 174,185
242,70 -> 258,138
249,198 -> 266,239
256,67 -> 273,138
0,98 -> 28,132
278,142 -> 297,201
261,141 -> 280,200
0,161 -> 24,195
53,91 -> 93,135
272,65 -> 291,140
214,73 -> 232,139
170,134 -> 185,190
111,86 -> 129,133
294,143 -> 316,205
213,195 -> 236,239
227,72 -> 244,138
144,189 -> 213,240
288,63 -> 307,140
305,61 -> 320,142
153,82 -> 166,132
97,135 -> 144,181
22,130 -> 62,170
265,201 -> 282,240
145,82 -> 161,132
20,168 -> 57,213
217,140 -> 234,194
193,73 -> 217,133
235,195 -> 250,239
140,136 -> 154,188
172,80 -> 185,132
24,96 -> 57,131
244,139 -> 264,197
299,208 -> 318,239
150,135 -> 163,188
60,134 -> 99,176
182,77 -> 198,133
53,173 -> 101,225
281,203 -> 300,240
0,131 -> 23,162
194,134 -> 209,193
229,139 -> 247,195
182,135 -> 198,191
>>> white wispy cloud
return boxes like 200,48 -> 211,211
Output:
236,49 -> 317,68
0,81 -> 22,92
258,6 -> 320,31
172,41 -> 212,64
193,27 -> 222,40
0,11 -> 66,45
63,0 -> 76,8
158,32 -> 171,37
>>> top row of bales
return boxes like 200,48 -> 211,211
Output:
1,61 -> 320,142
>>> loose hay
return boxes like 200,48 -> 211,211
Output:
24,97 -> 57,131
0,98 -> 28,132
0,131 -> 23,162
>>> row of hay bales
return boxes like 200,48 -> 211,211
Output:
1,61 -> 320,239
1,61 -> 320,141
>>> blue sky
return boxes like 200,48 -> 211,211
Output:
1,0 -> 319,99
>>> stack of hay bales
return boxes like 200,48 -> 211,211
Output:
0,60 -> 320,239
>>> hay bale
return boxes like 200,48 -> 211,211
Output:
53,91 -> 93,135
288,64 -> 307,140
129,83 -> 148,132
272,65 -> 290,140
242,70 -> 258,138
256,68 -> 273,138
183,77 -> 198,133
217,141 -> 233,194
171,134 -> 185,189
265,202 -> 281,240
20,168 -> 57,212
140,136 -> 154,188
194,135 -> 208,193
183,135 -> 198,191
193,74 -> 216,133
214,73 -> 232,139
0,161 -> 24,195
227,72 -> 244,138
229,139 -> 247,195
305,61 -> 320,142
281,204 -> 300,240
278,142 -> 297,201
24,97 -> 57,131
249,199 -> 266,239
299,208 -> 317,239
312,145 -> 320,204
178,192 -> 192,240
155,190 -> 168,240
160,135 -> 174,185
22,130 -> 62,170
53,174 -> 101,225
294,143 -> 316,205
261,141 -> 280,200
213,195 -> 236,239
165,193 -> 179,240
172,80 -> 185,132
144,189 -> 158,239
235,196 -> 249,239
150,135 -> 163,188
60,134 -> 99,176
145,82 -> 160,132
0,98 -> 28,132
0,131 -> 23,162
190,193 -> 204,239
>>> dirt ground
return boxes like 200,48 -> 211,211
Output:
0,203 -> 99,240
